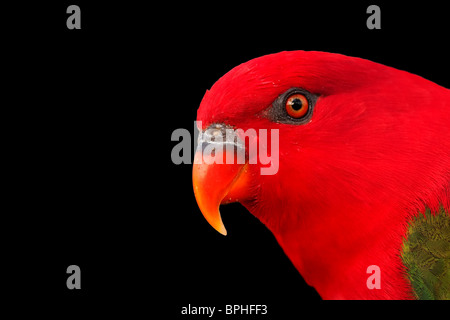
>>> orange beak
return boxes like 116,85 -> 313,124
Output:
192,127 -> 250,235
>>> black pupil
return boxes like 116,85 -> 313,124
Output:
291,98 -> 303,111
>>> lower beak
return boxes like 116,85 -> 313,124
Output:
192,141 -> 250,236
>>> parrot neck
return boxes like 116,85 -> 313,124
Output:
268,202 -> 416,300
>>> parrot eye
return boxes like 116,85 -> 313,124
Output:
264,88 -> 317,124
285,93 -> 309,119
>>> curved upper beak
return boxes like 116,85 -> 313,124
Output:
192,124 -> 250,235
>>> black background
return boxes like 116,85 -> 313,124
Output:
6,0 -> 449,317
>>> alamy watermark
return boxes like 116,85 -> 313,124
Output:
171,121 -> 279,175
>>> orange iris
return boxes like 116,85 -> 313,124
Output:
285,93 -> 309,118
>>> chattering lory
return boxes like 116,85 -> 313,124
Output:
192,51 -> 450,300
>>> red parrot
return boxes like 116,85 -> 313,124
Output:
192,51 -> 450,300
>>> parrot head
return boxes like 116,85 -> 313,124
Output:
192,51 -> 450,299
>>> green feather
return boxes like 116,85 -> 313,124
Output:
401,206 -> 450,300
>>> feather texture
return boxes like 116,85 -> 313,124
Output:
402,206 -> 450,299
